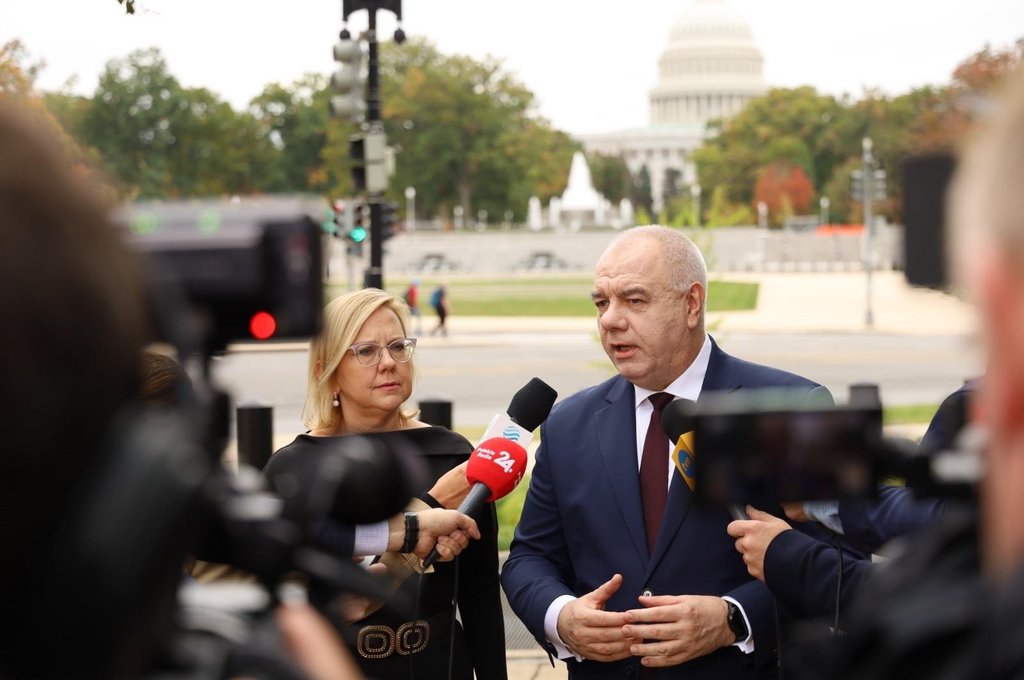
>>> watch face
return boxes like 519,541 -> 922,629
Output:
728,603 -> 747,639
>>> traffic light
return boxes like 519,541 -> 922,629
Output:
851,169 -> 887,202
851,170 -> 864,202
329,37 -> 366,123
346,201 -> 368,256
349,135 -> 366,193
381,200 -> 399,240
871,169 -> 887,200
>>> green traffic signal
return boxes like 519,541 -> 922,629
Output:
349,225 -> 368,243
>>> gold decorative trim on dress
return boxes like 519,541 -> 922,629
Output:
356,620 -> 430,659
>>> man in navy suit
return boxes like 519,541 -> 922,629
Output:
501,225 -> 835,679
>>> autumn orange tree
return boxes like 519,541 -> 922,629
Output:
752,164 -> 813,227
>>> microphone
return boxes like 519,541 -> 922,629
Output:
422,437 -> 529,568
661,399 -> 748,521
421,377 -> 556,567
478,377 -> 558,448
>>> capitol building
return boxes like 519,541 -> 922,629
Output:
580,0 -> 766,211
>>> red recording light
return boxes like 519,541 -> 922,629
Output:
249,311 -> 277,340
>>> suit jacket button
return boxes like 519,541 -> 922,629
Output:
641,589 -> 653,597
625,664 -> 636,676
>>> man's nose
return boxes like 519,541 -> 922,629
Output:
599,300 -> 627,330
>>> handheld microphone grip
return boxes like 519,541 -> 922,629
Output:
422,437 -> 528,568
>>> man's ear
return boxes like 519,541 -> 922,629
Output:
685,282 -> 705,329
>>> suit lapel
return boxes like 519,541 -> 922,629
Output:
699,337 -> 742,396
648,338 -> 740,573
595,377 -> 650,566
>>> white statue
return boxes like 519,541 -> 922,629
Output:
528,196 -> 544,231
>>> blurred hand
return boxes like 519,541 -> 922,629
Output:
428,460 -> 471,509
624,594 -> 734,667
726,505 -> 792,582
337,562 -> 388,623
387,508 -> 479,561
781,502 -> 810,522
556,574 -> 634,662
276,602 -> 363,679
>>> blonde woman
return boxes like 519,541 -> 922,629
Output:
264,288 -> 506,680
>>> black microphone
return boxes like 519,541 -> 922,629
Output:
422,377 -> 558,568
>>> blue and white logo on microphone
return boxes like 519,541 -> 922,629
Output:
502,425 -> 522,441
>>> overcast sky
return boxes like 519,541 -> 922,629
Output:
4,0 -> 1023,136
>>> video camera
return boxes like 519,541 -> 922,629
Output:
52,196 -> 431,678
118,195 -> 328,351
667,384 -> 979,510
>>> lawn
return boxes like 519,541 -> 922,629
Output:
327,275 -> 759,316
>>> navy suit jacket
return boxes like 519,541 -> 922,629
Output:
501,338 -> 835,679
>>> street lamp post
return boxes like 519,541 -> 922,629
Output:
819,196 -> 830,227
862,137 -> 875,328
690,184 -> 702,228
404,186 -> 416,232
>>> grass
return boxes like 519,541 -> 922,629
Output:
883,403 -> 940,426
326,276 -> 759,316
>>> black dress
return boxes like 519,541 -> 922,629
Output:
264,427 -> 507,680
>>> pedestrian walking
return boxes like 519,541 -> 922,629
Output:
404,278 -> 422,335
430,284 -> 450,337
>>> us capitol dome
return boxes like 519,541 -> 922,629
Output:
650,0 -> 766,126
581,0 -> 766,210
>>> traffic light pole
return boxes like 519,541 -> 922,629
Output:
365,9 -> 384,289
343,0 -> 401,290
862,137 -> 874,328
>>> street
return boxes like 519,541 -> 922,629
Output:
211,327 -> 981,440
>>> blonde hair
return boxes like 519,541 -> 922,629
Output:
301,288 -> 417,432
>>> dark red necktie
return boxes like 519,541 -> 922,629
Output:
640,392 -> 674,554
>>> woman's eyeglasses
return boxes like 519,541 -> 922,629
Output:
347,338 -> 417,367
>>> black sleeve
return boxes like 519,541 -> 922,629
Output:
456,501 -> 508,678
764,528 -> 873,622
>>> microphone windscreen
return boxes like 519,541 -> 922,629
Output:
465,437 -> 528,502
661,398 -> 696,442
507,377 -> 558,432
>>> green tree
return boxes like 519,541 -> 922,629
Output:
588,152 -> 631,204
251,74 -> 335,194
80,48 -> 275,198
632,165 -> 653,218
378,38 -> 555,223
694,87 -> 848,209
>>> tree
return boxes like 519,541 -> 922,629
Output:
694,87 -> 847,210
661,167 -> 682,216
753,164 -> 813,227
588,152 -> 631,205
379,38 -> 557,223
632,165 -> 653,219
0,40 -> 39,97
80,48 -> 276,198
251,74 -> 334,194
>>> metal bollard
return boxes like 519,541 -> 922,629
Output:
236,402 -> 273,470
418,399 -> 453,429
848,383 -> 881,408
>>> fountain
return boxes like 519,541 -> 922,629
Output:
557,152 -> 608,228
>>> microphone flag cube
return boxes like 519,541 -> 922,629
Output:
671,432 -> 696,492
